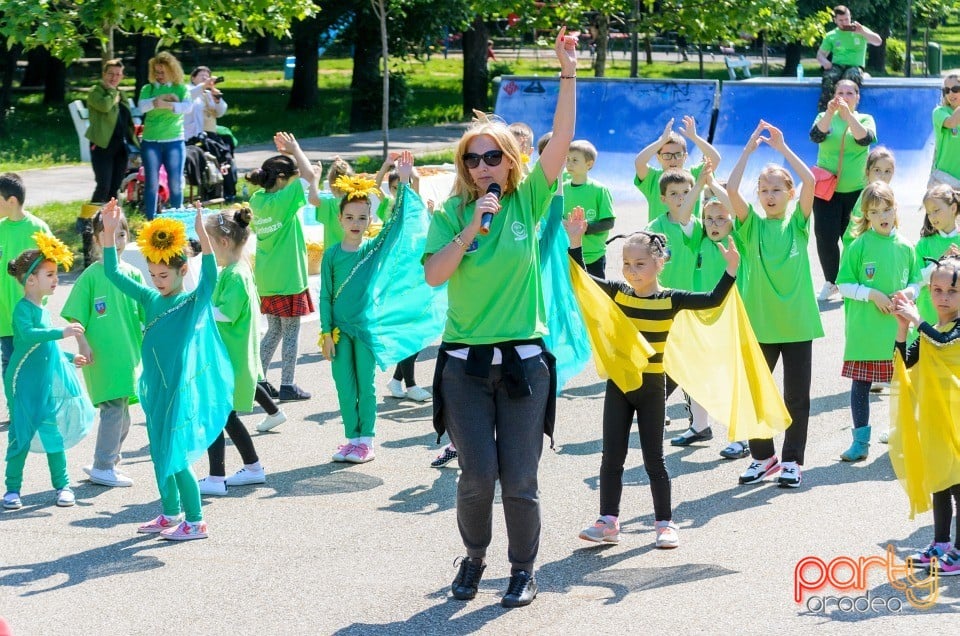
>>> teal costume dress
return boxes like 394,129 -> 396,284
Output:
4,299 -> 95,492
104,247 -> 233,522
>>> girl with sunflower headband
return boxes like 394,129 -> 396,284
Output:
321,151 -> 445,463
100,200 -> 233,541
248,132 -> 322,403
3,235 -> 95,511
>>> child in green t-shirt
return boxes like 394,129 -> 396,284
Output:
314,157 -> 354,247
0,173 -> 52,377
916,185 -> 960,324
646,167 -> 704,292
837,181 -> 921,462
633,116 -> 721,224
62,207 -> 144,489
564,139 -> 615,278
842,147 -> 896,250
727,121 -> 822,489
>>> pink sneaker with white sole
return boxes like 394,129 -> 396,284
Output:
345,443 -> 375,463
137,514 -> 183,534
160,520 -> 208,541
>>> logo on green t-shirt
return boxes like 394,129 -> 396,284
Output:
94,296 -> 107,316
511,222 -> 528,240
864,262 -> 876,280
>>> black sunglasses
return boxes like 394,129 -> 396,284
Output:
462,150 -> 504,169
944,86 -> 960,95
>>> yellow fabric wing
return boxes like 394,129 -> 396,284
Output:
889,350 -> 931,519
568,257 -> 654,393
663,288 -> 791,441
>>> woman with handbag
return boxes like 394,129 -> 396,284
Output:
929,73 -> 960,191
809,79 -> 877,301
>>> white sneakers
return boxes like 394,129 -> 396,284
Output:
256,410 -> 287,433
197,477 -> 227,496
386,379 -> 432,402
83,465 -> 134,488
818,282 -> 840,301
224,467 -> 267,486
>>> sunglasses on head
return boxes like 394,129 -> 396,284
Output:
944,86 -> 960,95
462,150 -> 504,169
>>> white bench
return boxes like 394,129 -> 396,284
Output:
725,55 -> 752,80
68,98 -> 141,163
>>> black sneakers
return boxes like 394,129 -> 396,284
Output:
451,557 -> 486,600
277,383 -> 311,402
258,380 -> 279,399
501,570 -> 537,608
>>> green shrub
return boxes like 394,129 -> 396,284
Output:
887,38 -> 906,73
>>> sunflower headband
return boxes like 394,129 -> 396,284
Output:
24,232 -> 73,280
137,217 -> 188,264
334,175 -> 380,201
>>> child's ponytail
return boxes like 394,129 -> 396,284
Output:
247,156 -> 298,191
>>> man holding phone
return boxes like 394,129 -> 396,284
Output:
815,5 -> 882,111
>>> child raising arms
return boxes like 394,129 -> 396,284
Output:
567,206 -> 740,549
3,239 -> 93,510
836,181 -> 919,462
727,120 -> 822,488
248,132 -> 321,402
916,185 -> 960,324
101,201 -> 232,540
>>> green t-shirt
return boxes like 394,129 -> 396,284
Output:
319,240 -> 372,334
563,178 -> 615,265
376,195 -> 396,223
813,112 -> 876,194
693,234 -> 745,293
250,179 -> 309,297
932,106 -> 960,180
61,260 -> 145,405
837,230 -> 920,361
213,262 -> 262,412
315,192 -> 345,246
647,214 -> 703,291
819,28 -> 868,68
0,213 -> 52,338
424,161 -> 553,344
634,163 -> 705,223
138,83 -> 190,141
736,204 -> 824,343
915,232 -> 960,324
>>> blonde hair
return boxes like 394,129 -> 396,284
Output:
450,120 -> 523,212
757,164 -> 796,191
921,184 -> 960,237
623,231 -> 668,260
149,51 -> 184,85
853,181 -> 898,237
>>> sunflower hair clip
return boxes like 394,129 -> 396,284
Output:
32,232 -> 74,272
137,217 -> 188,264
334,175 -> 380,202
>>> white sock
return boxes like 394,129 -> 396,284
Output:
244,461 -> 262,472
207,475 -> 226,483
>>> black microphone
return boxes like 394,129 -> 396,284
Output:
478,183 -> 501,236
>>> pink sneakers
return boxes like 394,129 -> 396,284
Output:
137,514 -> 183,534
160,520 -> 208,541
345,443 -> 375,464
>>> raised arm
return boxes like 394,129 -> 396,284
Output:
539,27 -> 578,186
374,152 -> 400,197
635,119 -> 674,182
677,158 -> 713,225
100,200 -> 153,303
762,122 -> 815,218
855,22 -> 883,47
276,132 -> 322,206
727,123 -> 764,222
680,115 -> 721,169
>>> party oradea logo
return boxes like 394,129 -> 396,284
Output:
795,545 -> 939,614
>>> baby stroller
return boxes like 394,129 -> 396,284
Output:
119,126 -> 170,216
183,140 -> 226,203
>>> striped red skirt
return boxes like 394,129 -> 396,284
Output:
260,290 -> 315,317
841,360 -> 893,383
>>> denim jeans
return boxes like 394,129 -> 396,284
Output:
141,139 -> 185,219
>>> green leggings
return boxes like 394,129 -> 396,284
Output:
330,331 -> 377,439
5,425 -> 69,492
146,425 -> 202,522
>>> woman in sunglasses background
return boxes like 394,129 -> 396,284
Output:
929,74 -> 960,191
422,26 -> 577,608
809,79 -> 877,303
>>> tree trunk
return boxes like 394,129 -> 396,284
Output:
103,24 -> 116,60
783,42 -> 801,77
43,56 -> 66,104
698,44 -> 704,79
630,1 -> 639,77
461,16 -> 489,118
21,47 -> 48,87
350,2 -> 382,132
593,15 -> 609,78
375,0 -> 389,158
254,35 -> 278,56
288,17 -> 321,110
644,36 -> 653,65
867,24 -> 890,74
134,34 -> 159,96
0,43 -> 22,134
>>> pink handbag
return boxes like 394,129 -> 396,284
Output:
811,125 -> 847,201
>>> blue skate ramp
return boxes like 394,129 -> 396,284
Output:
713,77 -> 943,208
495,77 -> 719,218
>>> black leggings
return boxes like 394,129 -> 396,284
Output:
934,485 -> 960,545
850,380 -> 871,428
812,189 -> 862,284
599,376 -> 671,521
255,383 -> 280,415
392,352 -> 419,387
749,341 -> 812,465
207,411 -> 259,477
